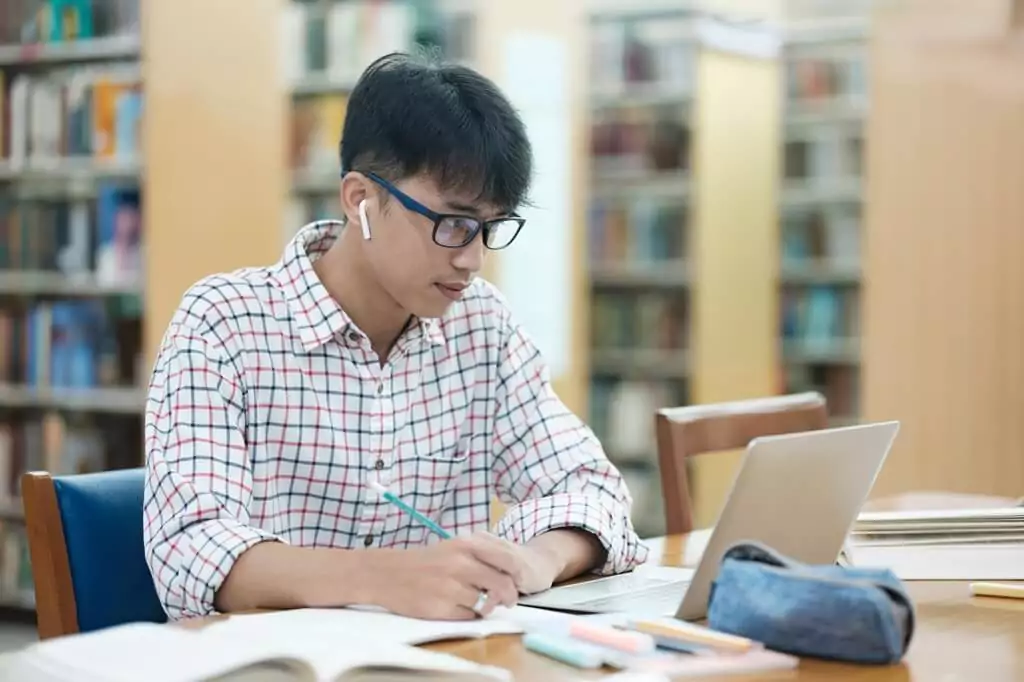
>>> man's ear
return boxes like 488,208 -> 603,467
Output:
340,172 -> 370,225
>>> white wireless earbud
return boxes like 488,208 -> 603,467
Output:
358,199 -> 371,240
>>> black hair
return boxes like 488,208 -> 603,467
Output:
340,51 -> 533,213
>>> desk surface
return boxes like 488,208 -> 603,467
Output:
426,534 -> 1024,681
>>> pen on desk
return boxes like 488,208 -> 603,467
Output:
368,479 -> 452,540
970,582 -> 1024,600
627,619 -> 759,653
522,632 -> 606,669
531,619 -> 656,655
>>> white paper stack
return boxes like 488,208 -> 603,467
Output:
847,507 -> 1024,580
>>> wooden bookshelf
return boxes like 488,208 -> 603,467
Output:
580,7 -> 696,537
0,0 -> 145,620
684,5 -> 871,528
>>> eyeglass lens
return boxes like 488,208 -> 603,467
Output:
435,217 -> 521,249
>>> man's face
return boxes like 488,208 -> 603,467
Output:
361,174 -> 501,319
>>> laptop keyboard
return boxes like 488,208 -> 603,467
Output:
521,571 -> 690,616
573,579 -> 690,615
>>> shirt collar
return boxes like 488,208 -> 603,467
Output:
272,221 -> 446,353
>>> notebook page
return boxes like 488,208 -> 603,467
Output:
296,639 -> 513,682
211,606 -> 528,647
2,622 -> 307,682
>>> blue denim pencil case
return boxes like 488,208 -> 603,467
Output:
706,541 -> 915,665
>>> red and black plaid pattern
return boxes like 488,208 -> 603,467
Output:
142,221 -> 647,619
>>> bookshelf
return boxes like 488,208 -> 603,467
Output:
584,8 -> 696,538
0,0 -> 143,620
683,5 -> 873,528
779,17 -> 867,428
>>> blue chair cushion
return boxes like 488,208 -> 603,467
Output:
53,468 -> 168,632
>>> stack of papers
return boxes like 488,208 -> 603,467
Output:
852,507 -> 1024,546
847,507 -> 1024,580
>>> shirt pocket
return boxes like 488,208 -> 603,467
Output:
390,405 -> 471,536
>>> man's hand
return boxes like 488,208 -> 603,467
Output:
360,535 -> 521,621
462,529 -> 606,595
460,532 -> 564,595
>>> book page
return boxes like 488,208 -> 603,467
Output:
2,619 -> 513,682
209,605 -> 532,647
2,622 -> 308,682
297,639 -> 512,682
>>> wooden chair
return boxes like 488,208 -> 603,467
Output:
22,468 -> 167,639
655,392 -> 830,535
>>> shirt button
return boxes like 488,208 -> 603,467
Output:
363,534 -> 375,547
377,383 -> 384,395
374,459 -> 385,471
347,331 -> 359,343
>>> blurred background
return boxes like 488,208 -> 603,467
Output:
0,0 -> 1020,641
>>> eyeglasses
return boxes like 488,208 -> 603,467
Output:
361,171 -> 525,250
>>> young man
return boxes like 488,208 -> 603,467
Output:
143,52 -> 647,622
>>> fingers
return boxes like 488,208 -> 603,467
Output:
459,557 -> 518,608
461,532 -> 526,585
450,581 -> 496,619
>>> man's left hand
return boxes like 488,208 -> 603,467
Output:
464,529 -> 605,596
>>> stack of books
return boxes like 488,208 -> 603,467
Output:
848,507 -> 1024,580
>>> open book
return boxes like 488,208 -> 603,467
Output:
0,619 -> 514,682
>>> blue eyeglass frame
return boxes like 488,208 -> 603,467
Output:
359,171 -> 526,250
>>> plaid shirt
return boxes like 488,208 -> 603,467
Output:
143,221 -> 647,620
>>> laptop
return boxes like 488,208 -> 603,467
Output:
519,421 -> 901,621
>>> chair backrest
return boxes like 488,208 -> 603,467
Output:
654,392 -> 830,535
22,468 -> 167,639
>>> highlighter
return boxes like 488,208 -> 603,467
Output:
523,632 -> 606,669
566,620 -> 656,655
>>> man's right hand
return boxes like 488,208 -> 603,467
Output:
358,533 -> 522,620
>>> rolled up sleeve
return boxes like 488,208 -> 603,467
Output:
143,320 -> 282,620
491,322 -> 648,574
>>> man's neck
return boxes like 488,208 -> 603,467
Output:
312,230 -> 409,361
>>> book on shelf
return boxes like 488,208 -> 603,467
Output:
291,94 -> 348,172
0,299 -> 141,392
588,196 -> 686,265
783,363 -> 859,421
784,126 -> 863,184
591,377 -> 685,462
283,0 -> 415,87
781,205 -> 860,268
592,291 -> 688,351
589,13 -> 695,98
2,0 -> 139,44
780,285 -> 859,353
0,182 -> 143,286
591,106 -> 691,177
1,66 -> 142,167
786,49 -> 867,106
589,376 -> 684,537
0,520 -> 32,610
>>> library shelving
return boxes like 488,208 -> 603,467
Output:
778,17 -> 867,428
0,0 -> 143,622
284,0 -> 478,245
585,7 -> 696,538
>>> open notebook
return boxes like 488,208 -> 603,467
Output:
0,615 -> 519,682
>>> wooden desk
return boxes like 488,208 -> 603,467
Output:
425,534 -> 1024,681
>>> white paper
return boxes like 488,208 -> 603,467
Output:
210,604 -> 529,646
849,544 -> 1024,580
497,32 -> 572,377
